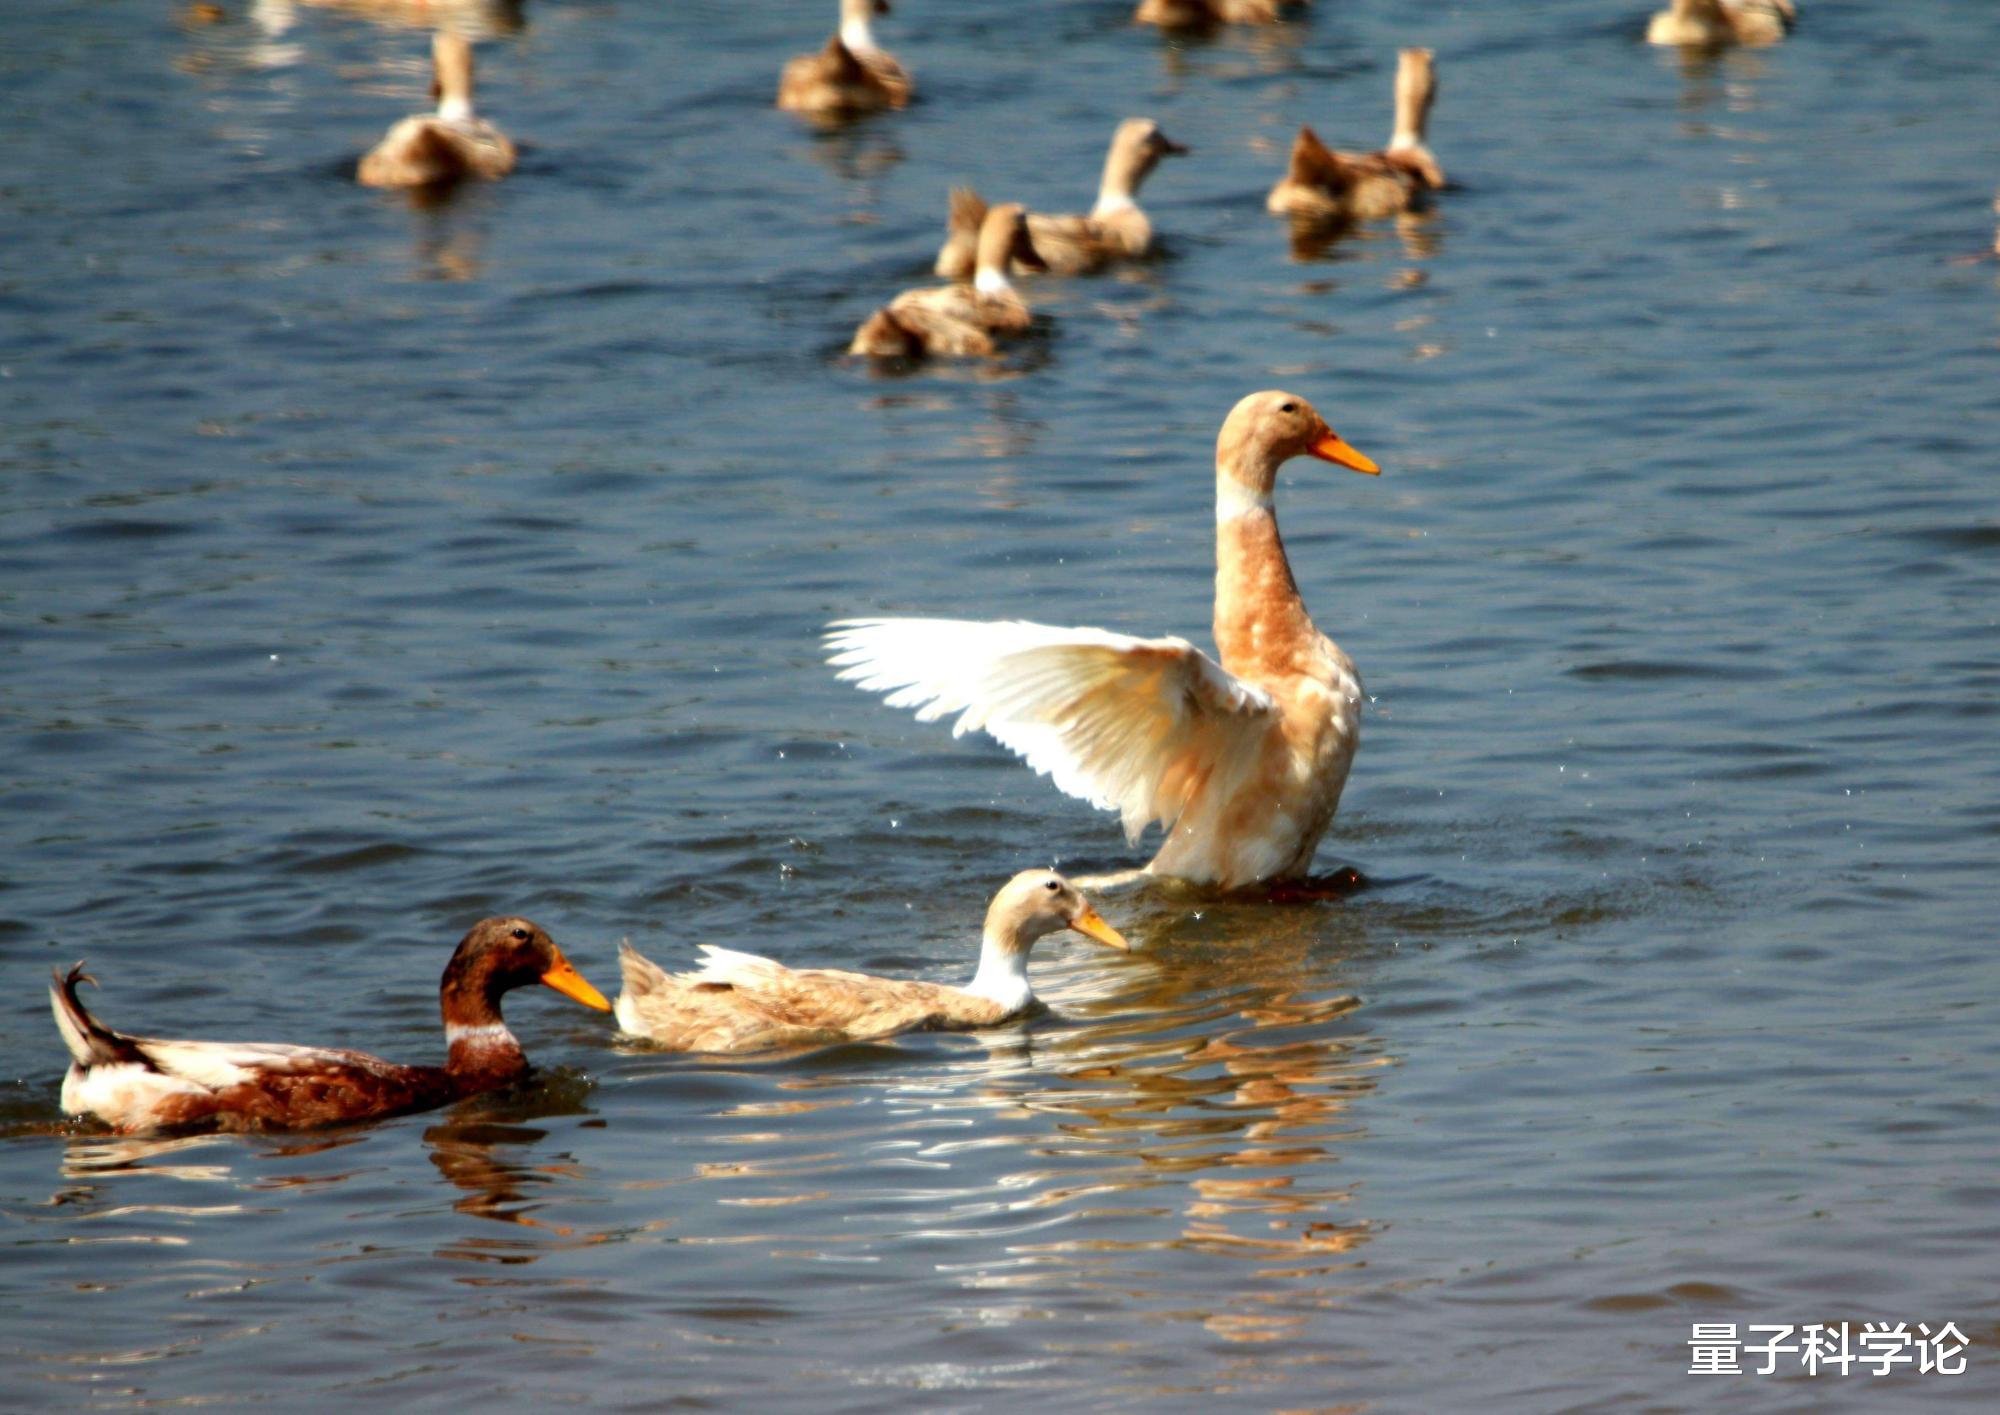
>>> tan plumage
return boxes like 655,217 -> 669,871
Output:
1135,0 -> 1294,30
934,119 -> 1187,280
777,0 -> 912,119
850,202 -> 1047,358
1647,0 -> 1795,48
828,393 -> 1382,892
613,872 -> 1129,1052
357,33 -> 516,189
1267,49 -> 1443,223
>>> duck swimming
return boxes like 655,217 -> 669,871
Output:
777,0 -> 912,119
828,392 -> 1380,892
1267,48 -> 1443,223
934,119 -> 1187,280
357,31 -> 516,188
850,201 -> 1047,358
1135,0 -> 1295,31
613,871 -> 1128,1051
1647,0 -> 1795,48
51,917 -> 610,1133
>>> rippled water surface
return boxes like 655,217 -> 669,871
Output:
4,0 -> 1998,1408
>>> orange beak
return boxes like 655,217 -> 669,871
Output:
1067,904 -> 1131,951
540,951 -> 612,1011
1309,430 -> 1380,475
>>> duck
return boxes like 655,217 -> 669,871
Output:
50,917 -> 611,1133
934,119 -> 1188,280
827,392 -> 1380,893
777,0 -> 912,119
613,871 -> 1128,1051
1135,0 -> 1295,31
849,202 -> 1048,358
1647,0 -> 1795,48
1267,48 -> 1443,223
357,31 -> 517,189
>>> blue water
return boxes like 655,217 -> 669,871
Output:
2,0 -> 1997,1408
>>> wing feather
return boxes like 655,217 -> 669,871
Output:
827,618 -> 1279,842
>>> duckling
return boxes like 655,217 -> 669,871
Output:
357,32 -> 516,189
1647,0 -> 1795,48
1135,0 -> 1295,31
613,871 -> 1129,1052
51,918 -> 611,1134
1267,48 -> 1443,223
778,0 -> 912,118
850,202 -> 1048,358
934,119 -> 1188,280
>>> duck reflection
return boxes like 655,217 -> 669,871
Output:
301,0 -> 525,39
1287,207 -> 1441,265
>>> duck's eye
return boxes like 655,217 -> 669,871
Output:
1280,402 -> 1298,413
510,927 -> 530,942
1045,879 -> 1061,893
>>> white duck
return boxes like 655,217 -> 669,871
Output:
827,392 -> 1380,892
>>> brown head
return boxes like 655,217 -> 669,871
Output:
438,916 -> 611,1028
1215,391 -> 1379,500
975,202 -> 1048,281
983,871 -> 1129,956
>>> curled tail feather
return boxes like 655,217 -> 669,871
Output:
948,186 -> 988,236
1287,126 -> 1353,190
50,964 -> 145,1069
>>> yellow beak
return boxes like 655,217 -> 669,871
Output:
540,951 -> 612,1011
1309,429 -> 1380,475
1067,905 -> 1131,951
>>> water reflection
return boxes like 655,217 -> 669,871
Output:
299,0 -> 526,39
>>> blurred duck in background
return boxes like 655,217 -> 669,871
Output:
850,202 -> 1047,358
778,0 -> 912,119
1267,48 -> 1443,223
1135,0 -> 1297,31
358,31 -> 517,188
304,0 -> 525,38
934,119 -> 1188,280
1647,0 -> 1795,48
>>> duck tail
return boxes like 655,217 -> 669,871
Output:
50,964 -> 143,1068
948,185 -> 988,236
850,307 -> 920,357
1286,125 -> 1351,190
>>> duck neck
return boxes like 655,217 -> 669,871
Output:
973,218 -> 1021,295
966,929 -> 1035,1017
1213,447 -> 1313,676
1091,143 -> 1149,218
1388,52 -> 1434,151
433,34 -> 476,123
839,0 -> 879,53
439,972 -> 529,1083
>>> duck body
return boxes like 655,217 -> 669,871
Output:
1267,49 -> 1443,223
778,0 -> 911,117
851,202 -> 1047,358
358,33 -> 515,188
934,120 -> 1187,280
51,918 -> 610,1134
614,872 -> 1127,1052
1647,0 -> 1795,47
828,392 -> 1381,892
1135,0 -> 1290,30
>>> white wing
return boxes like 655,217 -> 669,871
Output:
826,617 -> 1281,842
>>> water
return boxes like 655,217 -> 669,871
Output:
3,0 -> 1997,1407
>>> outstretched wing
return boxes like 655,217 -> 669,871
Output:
826,617 -> 1280,842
